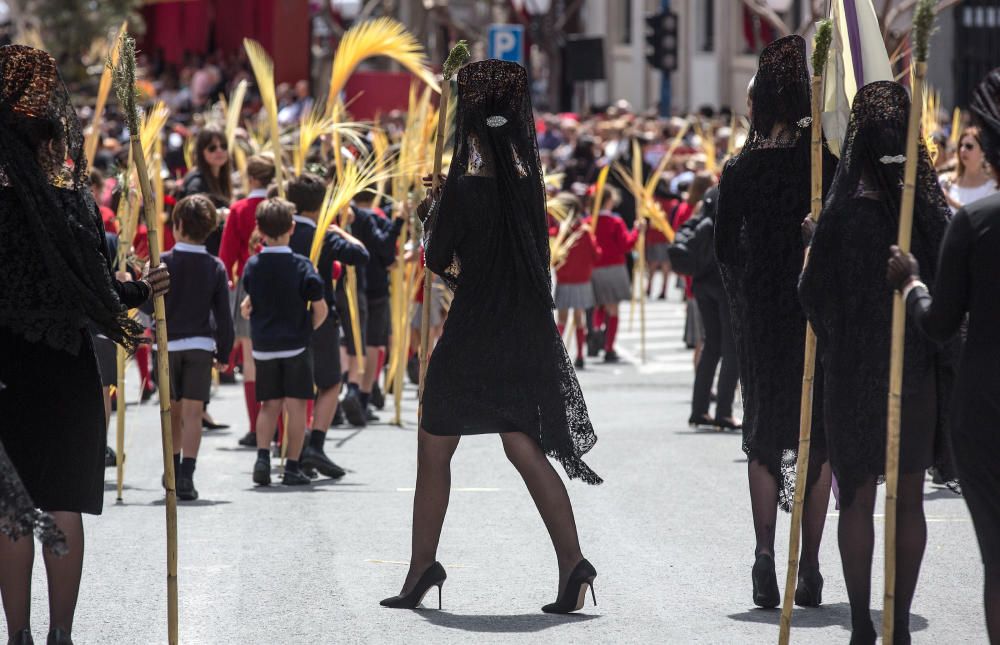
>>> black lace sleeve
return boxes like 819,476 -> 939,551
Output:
424,192 -> 465,281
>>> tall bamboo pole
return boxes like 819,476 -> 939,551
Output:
884,4 -> 936,641
779,20 -> 832,645
418,42 -> 470,418
111,34 -> 178,645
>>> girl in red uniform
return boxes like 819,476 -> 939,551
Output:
589,185 -> 643,362
551,193 -> 601,369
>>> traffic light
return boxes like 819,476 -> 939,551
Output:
645,11 -> 679,72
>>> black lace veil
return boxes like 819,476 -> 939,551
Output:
0,45 -> 144,354
822,81 -> 948,284
426,59 -> 552,304
970,67 -> 1000,171
743,35 -> 812,153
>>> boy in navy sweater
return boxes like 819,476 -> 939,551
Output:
151,195 -> 235,500
286,173 -> 369,478
241,198 -> 328,486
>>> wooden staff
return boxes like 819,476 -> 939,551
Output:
884,3 -> 936,642
114,168 -> 137,503
418,41 -> 470,414
779,19 -> 832,645
111,33 -> 178,645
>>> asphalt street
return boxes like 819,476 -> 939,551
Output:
18,283 -> 986,644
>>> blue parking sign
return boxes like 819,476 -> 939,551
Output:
488,24 -> 525,66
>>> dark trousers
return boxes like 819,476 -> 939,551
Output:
692,279 -> 739,418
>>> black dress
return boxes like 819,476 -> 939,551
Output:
799,195 -> 955,506
420,59 -> 601,485
715,143 -> 830,509
904,195 -> 1000,567
0,192 -> 150,515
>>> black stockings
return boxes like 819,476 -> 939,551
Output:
403,429 -> 460,593
838,473 -> 926,641
0,511 -> 84,639
986,563 -> 1000,644
500,431 -> 584,591
403,429 -> 584,596
748,458 -> 831,568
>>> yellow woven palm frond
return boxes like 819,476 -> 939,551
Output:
950,107 -> 962,147
371,128 -> 392,205
244,38 -> 284,196
589,165 -> 610,232
139,101 -> 170,161
225,79 -> 248,151
644,121 -> 690,196
922,86 -> 940,165
325,17 -> 440,118
544,171 -> 565,189
294,106 -> 334,175
547,197 -> 571,223
85,21 -> 128,169
309,157 -> 398,264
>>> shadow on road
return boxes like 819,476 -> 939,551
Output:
417,611 -> 600,633
727,602 -> 928,633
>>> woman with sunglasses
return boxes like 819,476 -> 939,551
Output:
941,127 -> 998,214
180,126 -> 233,205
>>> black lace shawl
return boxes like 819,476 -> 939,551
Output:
422,60 -> 601,484
0,435 -> 67,555
715,35 -> 831,510
798,81 -> 957,505
0,45 -> 144,355
971,67 -> 1000,171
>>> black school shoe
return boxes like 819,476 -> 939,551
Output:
105,446 -> 117,467
603,349 -> 619,363
573,356 -> 585,370
341,392 -> 367,427
371,382 -> 385,410
331,405 -> 345,427
252,458 -> 271,486
586,331 -> 604,357
177,476 -> 199,501
301,445 -> 346,479
282,469 -> 312,486
406,354 -> 420,385
238,431 -> 257,447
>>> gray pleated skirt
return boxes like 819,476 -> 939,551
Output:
646,242 -> 671,263
591,264 -> 631,306
554,281 -> 596,310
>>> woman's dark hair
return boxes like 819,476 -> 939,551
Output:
687,172 -> 715,207
190,126 -> 232,200
172,194 -> 218,243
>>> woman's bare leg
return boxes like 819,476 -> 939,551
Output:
500,431 -> 584,590
402,429 -> 460,593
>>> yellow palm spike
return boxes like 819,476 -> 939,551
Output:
225,79 -> 248,152
85,21 -> 128,169
950,107 -> 963,147
243,39 -> 284,197
325,17 -> 440,118
589,165 -> 610,233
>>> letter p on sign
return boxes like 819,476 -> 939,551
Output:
487,24 -> 524,66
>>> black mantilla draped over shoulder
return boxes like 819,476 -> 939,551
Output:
0,45 -> 144,355
798,81 -> 958,507
421,60 -> 601,484
715,35 -> 835,510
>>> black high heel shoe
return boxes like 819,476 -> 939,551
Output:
8,628 -> 33,645
46,628 -> 72,645
752,553 -> 780,608
714,416 -> 743,431
380,562 -> 447,609
793,565 -> 823,607
688,413 -> 716,428
542,559 -> 597,614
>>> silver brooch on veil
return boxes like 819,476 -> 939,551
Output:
797,117 -> 813,128
879,155 -> 906,164
486,115 -> 508,128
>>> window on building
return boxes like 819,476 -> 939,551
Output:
617,1 -> 632,45
700,0 -> 715,52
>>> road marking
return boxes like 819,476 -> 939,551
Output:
366,559 -> 469,567
396,487 -> 502,492
827,513 -> 969,522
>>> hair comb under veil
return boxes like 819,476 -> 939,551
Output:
743,35 -> 811,153
421,59 -> 601,484
0,44 -> 144,354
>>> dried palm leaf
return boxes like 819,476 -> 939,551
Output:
949,107 -> 963,148
243,38 -> 284,197
139,101 -> 171,161
225,79 -> 248,152
85,21 -> 128,168
588,165 -> 610,233
325,17 -> 440,118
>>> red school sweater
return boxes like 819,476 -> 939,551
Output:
555,220 -> 601,285
593,211 -> 639,268
218,192 -> 266,285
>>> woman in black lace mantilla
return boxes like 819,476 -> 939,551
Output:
800,81 -> 958,644
0,45 -> 167,644
381,60 -> 599,614
714,35 -> 835,609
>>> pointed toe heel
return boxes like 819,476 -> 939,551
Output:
751,553 -> 780,609
380,562 -> 447,609
542,559 -> 598,614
